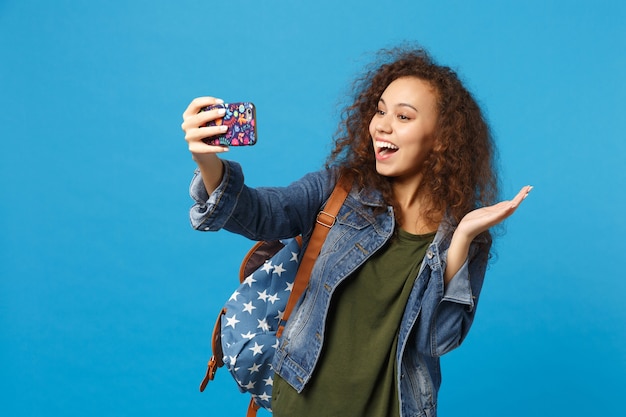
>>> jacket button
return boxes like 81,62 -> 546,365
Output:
427,250 -> 434,259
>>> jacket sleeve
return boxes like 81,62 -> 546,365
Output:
189,159 -> 246,232
415,237 -> 491,357
189,160 -> 336,241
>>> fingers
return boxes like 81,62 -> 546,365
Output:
181,96 -> 230,154
181,97 -> 225,132
182,96 -> 224,120
510,185 -> 533,209
188,139 -> 230,154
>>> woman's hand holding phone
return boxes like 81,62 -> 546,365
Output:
181,96 -> 229,194
181,96 -> 231,156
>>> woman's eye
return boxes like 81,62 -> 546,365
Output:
376,109 -> 385,115
398,114 -> 410,120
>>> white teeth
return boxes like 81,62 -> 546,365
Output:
376,141 -> 398,150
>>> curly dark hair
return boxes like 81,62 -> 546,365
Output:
327,46 -> 499,229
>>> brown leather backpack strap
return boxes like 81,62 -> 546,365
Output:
199,307 -> 226,392
246,397 -> 261,417
276,176 -> 350,338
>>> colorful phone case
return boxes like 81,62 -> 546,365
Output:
202,102 -> 257,146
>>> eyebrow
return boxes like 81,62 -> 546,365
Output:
379,98 -> 418,112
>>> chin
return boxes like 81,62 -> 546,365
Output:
375,166 -> 395,178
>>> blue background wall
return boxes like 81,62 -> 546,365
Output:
1,0 -> 624,416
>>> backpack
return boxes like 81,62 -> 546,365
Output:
199,179 -> 349,416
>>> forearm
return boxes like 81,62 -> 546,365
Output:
443,230 -> 473,285
443,185 -> 532,284
189,161 -> 335,239
420,234 -> 489,357
193,153 -> 224,195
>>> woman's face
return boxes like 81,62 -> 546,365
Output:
369,76 -> 439,185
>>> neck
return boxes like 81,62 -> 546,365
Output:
391,176 -> 440,234
391,174 -> 424,209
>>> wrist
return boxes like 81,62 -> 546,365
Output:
192,151 -> 218,164
451,227 -> 476,246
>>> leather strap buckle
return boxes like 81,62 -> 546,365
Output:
316,210 -> 336,228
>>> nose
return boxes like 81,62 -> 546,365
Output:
375,114 -> 392,134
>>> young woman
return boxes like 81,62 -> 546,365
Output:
181,47 -> 531,417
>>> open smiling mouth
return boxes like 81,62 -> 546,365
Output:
375,140 -> 399,157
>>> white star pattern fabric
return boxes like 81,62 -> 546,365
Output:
219,238 -> 301,410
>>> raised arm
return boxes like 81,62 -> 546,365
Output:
181,96 -> 231,194
444,185 -> 533,284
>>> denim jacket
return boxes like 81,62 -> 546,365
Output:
190,160 -> 491,417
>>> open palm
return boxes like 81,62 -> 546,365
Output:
457,185 -> 533,239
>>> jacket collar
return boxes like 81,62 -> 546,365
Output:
351,186 -> 491,246
352,186 -> 387,207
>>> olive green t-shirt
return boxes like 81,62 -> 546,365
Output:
272,229 -> 435,417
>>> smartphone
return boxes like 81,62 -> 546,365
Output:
201,102 -> 257,146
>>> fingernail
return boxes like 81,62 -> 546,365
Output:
216,99 -> 224,104
218,108 -> 226,115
